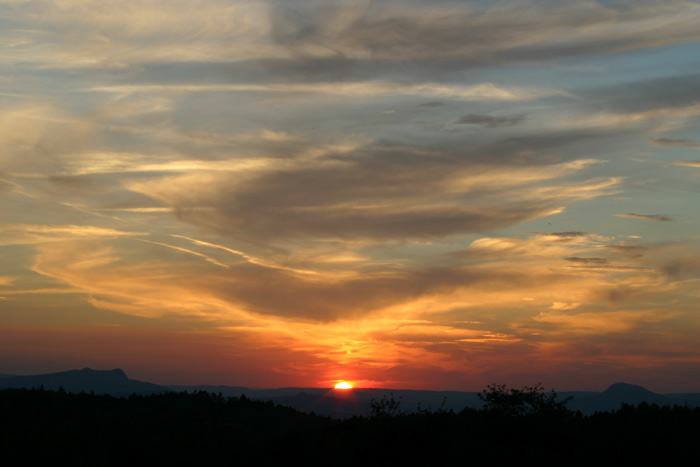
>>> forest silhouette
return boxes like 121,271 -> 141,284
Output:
3,385 -> 700,466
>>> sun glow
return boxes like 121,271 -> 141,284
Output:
334,382 -> 353,389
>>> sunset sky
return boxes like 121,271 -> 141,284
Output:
2,0 -> 700,392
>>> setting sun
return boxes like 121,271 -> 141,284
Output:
334,382 -> 353,390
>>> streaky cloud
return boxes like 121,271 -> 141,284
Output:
135,238 -> 230,269
564,257 -> 608,265
669,161 -> 700,168
270,0 -> 700,65
456,114 -> 526,128
649,138 -> 700,148
587,73 -> 700,114
614,213 -> 675,222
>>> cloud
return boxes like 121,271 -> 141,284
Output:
15,0 -> 690,91
540,231 -> 588,239
613,213 -> 675,222
564,257 -> 608,265
0,105 -> 94,175
0,276 -> 14,287
661,256 -> 700,280
469,129 -> 622,165
418,101 -> 446,108
26,226 -> 657,326
605,245 -> 648,257
30,236 -> 537,322
456,114 -> 526,128
533,310 -> 668,333
129,146 -> 616,243
0,0 -> 275,69
0,224 -> 147,246
135,239 -> 230,269
91,81 -> 561,102
571,102 -> 700,135
669,161 -> 700,168
269,0 -> 700,66
588,74 -> 700,114
649,138 -> 700,148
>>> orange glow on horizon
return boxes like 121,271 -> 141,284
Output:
334,381 -> 353,389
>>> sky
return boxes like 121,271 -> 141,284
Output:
2,0 -> 700,392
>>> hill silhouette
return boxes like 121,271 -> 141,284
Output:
566,382 -> 677,414
600,382 -> 670,404
0,368 -> 165,396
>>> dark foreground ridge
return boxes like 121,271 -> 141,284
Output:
2,387 -> 700,466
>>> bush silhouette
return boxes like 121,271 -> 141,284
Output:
369,393 -> 402,419
478,383 -> 573,417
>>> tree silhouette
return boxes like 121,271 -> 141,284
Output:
478,383 -> 573,417
369,393 -> 403,419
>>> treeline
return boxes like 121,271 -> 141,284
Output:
2,387 -> 699,466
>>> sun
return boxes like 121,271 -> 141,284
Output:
334,382 -> 353,390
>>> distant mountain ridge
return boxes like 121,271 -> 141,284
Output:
566,382 -> 679,414
2,368 -> 699,416
0,368 -> 165,396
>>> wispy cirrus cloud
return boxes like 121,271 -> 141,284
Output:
0,224 -> 147,246
90,82 -> 563,102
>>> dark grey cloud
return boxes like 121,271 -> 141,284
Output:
548,231 -> 588,238
463,128 -> 622,165
564,256 -> 608,265
119,114 -> 625,245
661,256 -> 700,280
614,213 -> 675,222
587,73 -> 700,113
174,177 -> 555,243
152,139 -> 604,243
593,283 -> 649,302
649,138 -> 700,148
456,114 -> 526,128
